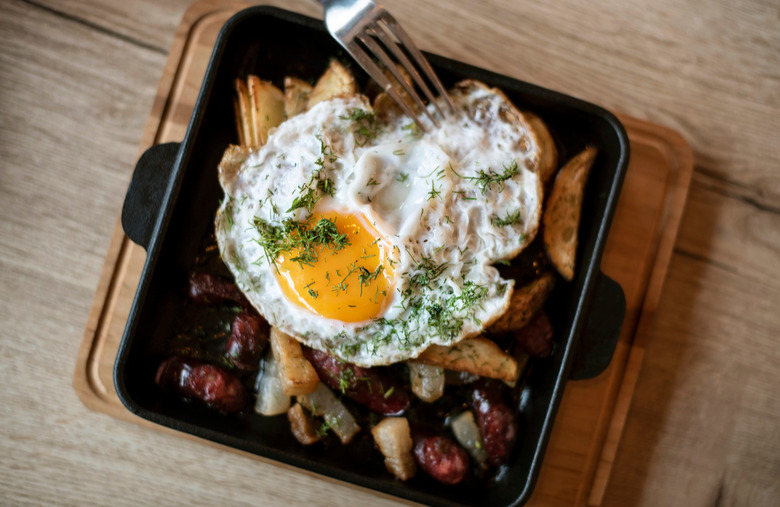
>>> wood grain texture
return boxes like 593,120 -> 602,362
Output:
1,0 -> 778,506
72,7 -> 693,506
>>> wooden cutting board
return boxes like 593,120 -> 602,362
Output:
72,1 -> 693,505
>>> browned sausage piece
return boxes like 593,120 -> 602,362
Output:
187,272 -> 249,308
469,379 -> 519,467
155,356 -> 249,413
302,347 -> 410,416
413,435 -> 470,485
226,311 -> 269,370
513,311 -> 553,358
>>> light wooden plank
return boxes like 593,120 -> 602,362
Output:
602,181 -> 780,506
1,0 -> 779,505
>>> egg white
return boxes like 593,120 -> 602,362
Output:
215,83 -> 543,366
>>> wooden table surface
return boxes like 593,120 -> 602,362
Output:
1,0 -> 777,505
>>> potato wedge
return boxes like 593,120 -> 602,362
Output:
487,271 -> 556,333
409,336 -> 519,384
371,417 -> 416,481
233,78 -> 252,147
217,144 -> 250,192
543,146 -> 598,281
287,402 -> 323,445
284,76 -> 313,119
525,112 -> 558,184
373,65 -> 414,121
247,76 -> 285,147
306,60 -> 358,109
269,327 -> 320,396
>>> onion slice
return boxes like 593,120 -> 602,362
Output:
407,363 -> 445,402
298,383 -> 360,444
450,410 -> 488,465
254,350 -> 291,416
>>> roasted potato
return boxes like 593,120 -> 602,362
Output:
233,78 -> 252,147
487,271 -> 556,333
543,146 -> 598,281
524,112 -> 558,184
371,417 -> 417,481
410,336 -> 519,384
247,76 -> 285,146
306,60 -> 358,109
284,76 -> 313,119
287,402 -> 323,445
269,327 -> 320,396
373,65 -> 415,120
217,144 -> 250,191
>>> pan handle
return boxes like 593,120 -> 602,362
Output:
121,142 -> 181,250
569,273 -> 626,380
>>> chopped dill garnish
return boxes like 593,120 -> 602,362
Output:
490,209 -> 523,227
396,172 -> 409,183
401,122 -> 421,138
450,160 -> 521,194
340,108 -> 380,145
358,264 -> 384,290
332,280 -> 349,294
252,215 -> 350,268
427,180 -> 442,200
316,420 -> 331,437
287,136 -> 337,213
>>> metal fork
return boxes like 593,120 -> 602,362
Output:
318,0 -> 455,130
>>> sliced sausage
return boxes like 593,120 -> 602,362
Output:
514,311 -> 553,358
413,435 -> 470,485
187,272 -> 249,308
303,347 -> 410,416
469,379 -> 519,467
226,311 -> 269,370
155,355 -> 249,413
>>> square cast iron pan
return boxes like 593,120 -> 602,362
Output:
116,6 -> 629,506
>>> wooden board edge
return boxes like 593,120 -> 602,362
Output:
73,216 -> 128,410
585,117 -> 694,507
139,0 -> 251,150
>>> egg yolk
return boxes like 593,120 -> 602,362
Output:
274,210 -> 396,322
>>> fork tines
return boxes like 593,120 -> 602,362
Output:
322,0 -> 455,130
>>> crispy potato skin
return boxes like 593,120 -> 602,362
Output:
269,327 -> 320,396
306,60 -> 358,109
410,337 -> 519,383
487,271 -> 556,333
524,112 -> 558,184
371,417 -> 417,481
287,403 -> 323,445
543,146 -> 598,281
284,77 -> 313,119
247,76 -> 285,146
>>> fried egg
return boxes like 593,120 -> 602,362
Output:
215,81 -> 544,366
